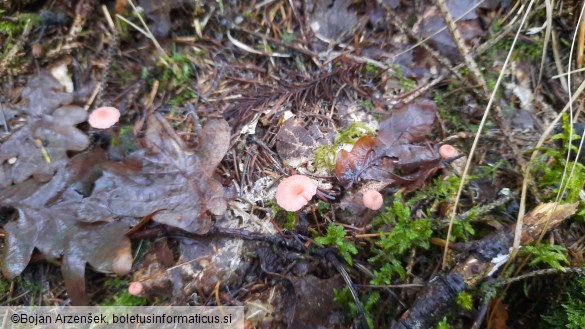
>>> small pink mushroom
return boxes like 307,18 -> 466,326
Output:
275,175 -> 318,211
439,144 -> 458,159
362,190 -> 383,210
88,106 -> 120,129
128,282 -> 143,296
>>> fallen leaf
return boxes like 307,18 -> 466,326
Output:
335,135 -> 378,183
79,114 -> 230,233
378,99 -> 437,145
20,71 -> 74,116
335,98 -> 442,191
309,0 -> 359,43
132,200 -> 271,303
416,6 -> 484,60
0,150 -> 132,305
276,118 -> 317,167
0,72 -> 90,188
488,299 -> 508,329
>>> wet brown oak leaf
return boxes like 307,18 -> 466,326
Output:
0,149 -> 132,305
335,99 -> 442,191
377,99 -> 437,146
0,73 -> 90,188
78,114 -> 230,233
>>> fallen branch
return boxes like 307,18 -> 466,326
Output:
391,202 -> 577,329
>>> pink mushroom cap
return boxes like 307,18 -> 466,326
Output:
439,144 -> 458,159
88,106 -> 121,129
128,282 -> 144,296
362,190 -> 383,210
275,175 -> 318,211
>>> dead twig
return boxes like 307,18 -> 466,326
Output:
393,202 -> 577,329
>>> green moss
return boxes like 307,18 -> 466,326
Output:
393,65 -> 417,92
101,277 -> 148,306
314,224 -> 358,265
532,114 -> 585,202
111,125 -> 140,155
314,122 -> 374,171
335,122 -> 374,144
369,192 -> 432,278
314,144 -> 338,171
491,19 -> 503,32
434,87 -> 473,132
361,99 -> 374,111
168,89 -> 197,106
437,317 -> 451,329
284,211 -> 297,230
456,291 -> 473,311
110,62 -> 135,85
364,62 -> 382,75
317,200 -> 331,215
280,31 -> 295,43
520,244 -> 569,271
541,277 -> 585,329
0,11 -> 40,71
0,11 -> 40,40
158,51 -> 195,90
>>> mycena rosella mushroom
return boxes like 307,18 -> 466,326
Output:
362,190 -> 383,210
88,106 -> 120,129
275,175 -> 318,211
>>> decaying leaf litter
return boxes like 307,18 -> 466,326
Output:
1,0 -> 585,328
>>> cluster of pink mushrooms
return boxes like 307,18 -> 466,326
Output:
122,112 -> 459,296
275,174 -> 385,212
273,144 -> 459,213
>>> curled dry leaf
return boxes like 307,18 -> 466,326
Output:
0,72 -> 90,188
78,114 -> 230,233
335,135 -> 377,183
335,99 -> 442,193
335,100 -> 442,202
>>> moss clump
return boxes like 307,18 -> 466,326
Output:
532,114 -> 585,203
101,277 -> 148,306
314,122 -> 374,171
0,11 -> 40,41
541,277 -> 585,329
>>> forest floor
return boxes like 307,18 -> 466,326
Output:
1,0 -> 585,328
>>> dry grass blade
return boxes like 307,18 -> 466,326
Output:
551,29 -> 570,91
435,0 -> 489,95
537,0 -> 553,86
578,9 -> 585,69
117,0 -> 168,62
227,31 -> 291,57
389,0 -> 485,60
556,2 -> 585,204
442,0 -> 536,269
